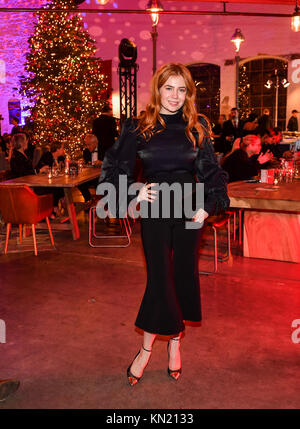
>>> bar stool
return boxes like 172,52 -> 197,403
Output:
199,213 -> 232,275
226,208 -> 243,245
88,198 -> 132,248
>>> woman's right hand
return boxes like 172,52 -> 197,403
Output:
137,183 -> 158,203
258,150 -> 273,164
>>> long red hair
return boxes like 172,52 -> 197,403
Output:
136,63 -> 208,147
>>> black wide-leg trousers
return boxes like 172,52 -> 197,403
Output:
135,218 -> 204,336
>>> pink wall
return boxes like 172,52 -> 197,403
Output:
0,0 -> 299,133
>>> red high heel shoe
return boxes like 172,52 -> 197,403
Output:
167,337 -> 182,381
127,345 -> 152,386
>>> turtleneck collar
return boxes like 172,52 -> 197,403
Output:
159,108 -> 184,124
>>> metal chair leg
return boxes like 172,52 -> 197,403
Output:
88,207 -> 131,248
4,223 -> 11,254
19,225 -> 22,245
46,217 -> 55,246
199,216 -> 232,275
32,224 -> 37,256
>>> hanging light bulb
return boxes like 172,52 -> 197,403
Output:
146,0 -> 164,27
95,0 -> 110,5
281,78 -> 290,88
231,28 -> 245,53
264,80 -> 273,89
292,0 -> 300,32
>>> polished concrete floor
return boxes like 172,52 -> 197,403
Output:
0,211 -> 299,409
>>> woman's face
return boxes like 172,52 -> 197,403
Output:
159,74 -> 187,115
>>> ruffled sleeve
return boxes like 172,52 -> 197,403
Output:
195,118 -> 230,216
98,118 -> 138,216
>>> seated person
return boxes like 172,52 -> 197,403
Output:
222,134 -> 273,182
37,141 -> 65,169
259,129 -> 282,161
79,134 -> 102,206
242,113 -> 258,136
83,134 -> 102,167
10,133 -> 64,213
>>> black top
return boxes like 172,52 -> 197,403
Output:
92,114 -> 119,161
222,148 -> 259,183
287,116 -> 298,132
10,150 -> 36,178
37,151 -> 65,169
99,110 -> 229,217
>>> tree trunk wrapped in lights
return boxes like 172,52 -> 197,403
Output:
19,0 -> 108,158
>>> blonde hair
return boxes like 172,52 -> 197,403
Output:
11,133 -> 27,150
136,63 -> 208,148
240,134 -> 261,151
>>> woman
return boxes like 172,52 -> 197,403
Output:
10,133 -> 47,177
99,63 -> 229,385
10,133 -> 63,210
222,134 -> 273,182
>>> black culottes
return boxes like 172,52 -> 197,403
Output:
135,218 -> 204,336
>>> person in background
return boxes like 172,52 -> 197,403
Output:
83,134 -> 102,167
79,134 -> 102,206
212,114 -> 226,154
257,108 -> 272,136
10,133 -> 63,215
37,141 -> 65,169
221,107 -> 243,155
242,113 -> 258,136
221,134 -> 273,182
10,118 -> 22,135
92,104 -> 119,161
287,109 -> 299,132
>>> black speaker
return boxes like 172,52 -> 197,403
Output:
119,39 -> 137,67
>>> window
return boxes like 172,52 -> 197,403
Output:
239,57 -> 288,130
187,63 -> 220,123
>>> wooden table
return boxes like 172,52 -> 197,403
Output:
3,167 -> 101,240
228,180 -> 300,263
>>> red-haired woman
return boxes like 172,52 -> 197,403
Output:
99,63 -> 229,385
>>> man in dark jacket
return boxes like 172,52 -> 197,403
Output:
92,105 -> 118,161
287,110 -> 299,132
221,108 -> 243,154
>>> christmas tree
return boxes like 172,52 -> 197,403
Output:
20,0 -> 108,158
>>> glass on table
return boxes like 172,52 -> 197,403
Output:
69,166 -> 77,177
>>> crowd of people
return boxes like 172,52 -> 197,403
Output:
1,106 -> 298,194
212,107 -> 299,182
0,108 -> 119,215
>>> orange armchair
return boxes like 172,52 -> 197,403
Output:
0,185 -> 55,256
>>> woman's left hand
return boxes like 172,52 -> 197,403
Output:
192,208 -> 209,223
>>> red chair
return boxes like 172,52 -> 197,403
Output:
0,185 -> 55,256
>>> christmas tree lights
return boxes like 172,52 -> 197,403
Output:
19,0 -> 108,158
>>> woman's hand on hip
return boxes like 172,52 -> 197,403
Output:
137,183 -> 158,203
